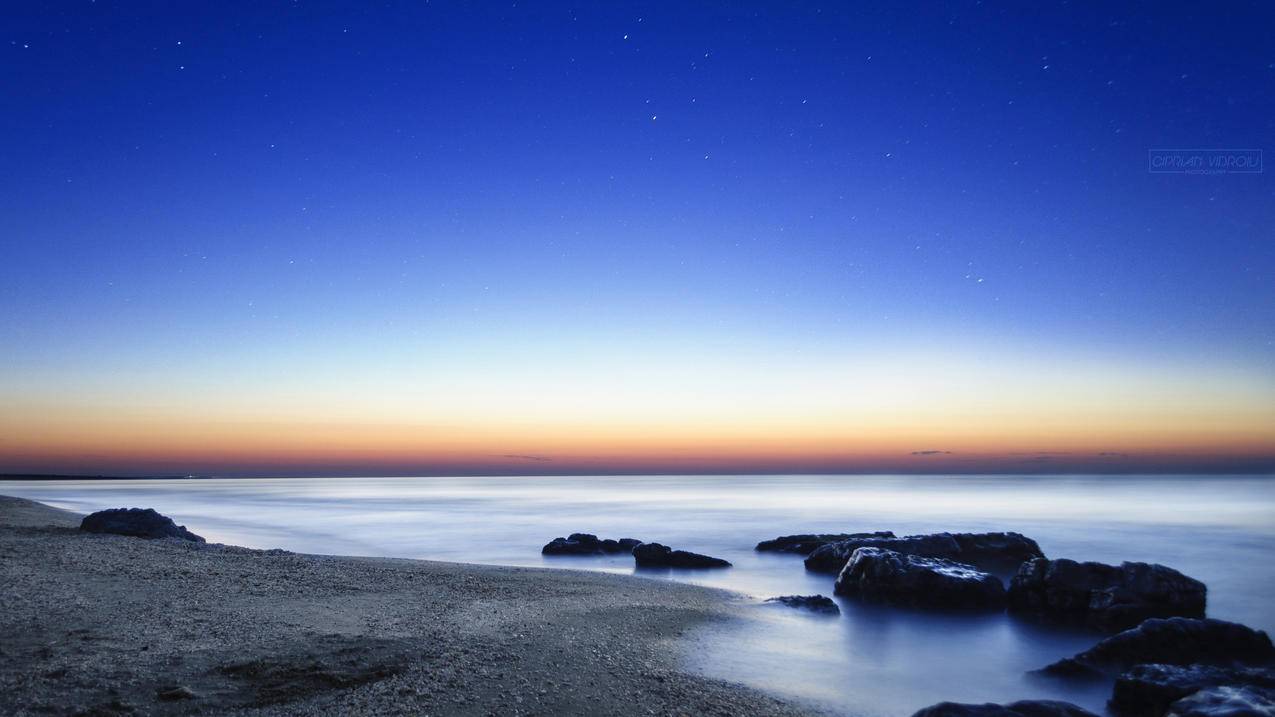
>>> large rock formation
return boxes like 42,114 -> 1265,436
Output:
805,531 -> 1042,575
910,700 -> 1100,717
542,533 -> 642,556
1008,558 -> 1206,631
1037,618 -> 1275,678
755,531 -> 894,555
632,542 -> 731,569
833,547 -> 1006,610
763,595 -> 840,614
80,508 -> 205,542
1111,663 -> 1275,717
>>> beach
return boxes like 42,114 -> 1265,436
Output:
0,495 -> 815,716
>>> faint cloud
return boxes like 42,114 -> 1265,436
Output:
498,454 -> 552,462
1098,451 -> 1130,458
910,450 -> 952,456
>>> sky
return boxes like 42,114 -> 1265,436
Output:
1,2 -> 1273,476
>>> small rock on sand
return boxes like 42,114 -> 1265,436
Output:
80,508 -> 205,543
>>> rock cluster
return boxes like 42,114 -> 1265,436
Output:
80,508 -> 205,542
761,523 -> 1270,717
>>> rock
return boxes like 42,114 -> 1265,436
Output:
951,532 -> 1047,572
834,547 -> 1006,610
1167,686 -> 1275,717
632,542 -> 730,568
1038,618 -> 1275,678
911,700 -> 1100,717
80,508 -> 205,542
1111,664 -> 1275,717
1008,558 -> 1206,631
806,533 -> 962,573
541,533 -> 642,556
755,531 -> 894,555
805,531 -> 1042,575
156,686 -> 197,701
764,595 -> 840,614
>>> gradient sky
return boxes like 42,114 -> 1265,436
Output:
2,2 -> 1273,476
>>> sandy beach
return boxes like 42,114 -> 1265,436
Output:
0,495 -> 816,716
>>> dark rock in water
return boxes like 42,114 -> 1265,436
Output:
764,595 -> 840,614
911,700 -> 1100,717
1008,558 -> 1206,631
1038,618 -> 1275,678
632,542 -> 730,568
1111,664 -> 1275,717
1166,686 -> 1275,717
541,533 -> 642,556
805,531 -> 1042,575
834,547 -> 1006,610
951,532 -> 1047,572
806,533 -> 962,573
755,531 -> 894,555
80,508 -> 205,542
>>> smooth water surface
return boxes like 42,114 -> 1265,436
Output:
4,475 -> 1273,716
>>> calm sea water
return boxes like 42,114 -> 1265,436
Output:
4,475 -> 1273,716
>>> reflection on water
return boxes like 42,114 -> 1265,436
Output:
4,474 -> 1273,715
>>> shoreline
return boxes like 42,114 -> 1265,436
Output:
0,495 -> 818,716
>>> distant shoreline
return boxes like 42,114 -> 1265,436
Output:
3,471 -> 1273,481
0,474 -> 216,481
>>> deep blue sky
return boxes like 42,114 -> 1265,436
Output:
2,2 -> 1273,475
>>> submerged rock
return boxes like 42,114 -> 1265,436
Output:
1008,558 -> 1206,631
1038,618 -> 1275,678
541,533 -> 642,556
755,531 -> 894,555
834,547 -> 1006,610
80,508 -> 205,542
1111,664 -> 1275,717
1167,686 -> 1275,717
805,531 -> 1042,575
911,700 -> 1100,717
763,595 -> 840,614
632,542 -> 730,569
156,686 -> 198,701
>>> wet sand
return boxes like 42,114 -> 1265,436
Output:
0,495 -> 817,716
